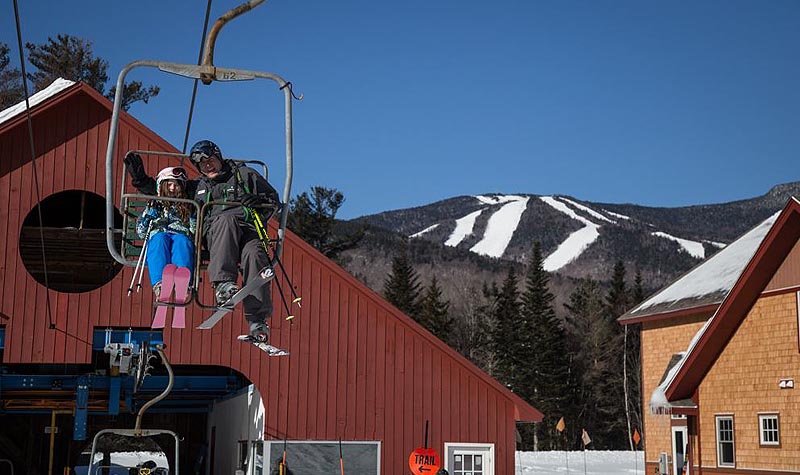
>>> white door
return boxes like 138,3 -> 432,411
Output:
671,426 -> 688,475
445,443 -> 494,475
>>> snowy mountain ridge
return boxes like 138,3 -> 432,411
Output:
350,183 -> 800,290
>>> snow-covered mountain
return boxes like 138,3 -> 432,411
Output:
347,183 -> 800,292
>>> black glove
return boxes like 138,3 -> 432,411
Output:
124,152 -> 146,182
240,193 -> 266,208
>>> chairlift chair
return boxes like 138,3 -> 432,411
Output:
104,0 -> 296,312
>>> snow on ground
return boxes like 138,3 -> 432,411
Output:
603,209 -> 631,220
651,231 -> 705,259
445,209 -> 484,247
632,211 -> 779,313
516,451 -> 645,475
410,223 -> 439,238
470,196 -> 529,258
540,196 -> 601,272
559,197 -> 616,224
0,78 -> 74,125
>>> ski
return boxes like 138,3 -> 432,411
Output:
172,266 -> 191,328
196,266 -> 275,330
237,335 -> 289,356
152,264 -> 176,328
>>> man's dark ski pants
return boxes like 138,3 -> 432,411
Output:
204,213 -> 273,323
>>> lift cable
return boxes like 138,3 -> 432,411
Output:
181,0 -> 214,154
12,0 -> 55,330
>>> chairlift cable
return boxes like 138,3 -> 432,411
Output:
12,0 -> 55,330
181,0 -> 214,154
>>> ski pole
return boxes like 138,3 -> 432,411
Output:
274,255 -> 302,308
136,234 -> 150,293
136,223 -> 154,293
252,210 -> 302,307
128,222 -> 152,295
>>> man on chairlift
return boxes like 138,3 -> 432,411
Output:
124,140 -> 279,342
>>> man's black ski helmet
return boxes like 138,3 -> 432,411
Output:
189,140 -> 222,171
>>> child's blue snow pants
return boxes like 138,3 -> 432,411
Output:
146,232 -> 194,284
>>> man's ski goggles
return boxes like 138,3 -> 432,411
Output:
190,152 -> 218,163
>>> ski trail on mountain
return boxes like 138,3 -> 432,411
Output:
470,196 -> 529,258
540,196 -> 600,272
410,223 -> 440,238
445,209 -> 484,247
559,197 -> 616,224
651,231 -> 705,259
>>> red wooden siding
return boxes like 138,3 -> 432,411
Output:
0,83 -> 541,474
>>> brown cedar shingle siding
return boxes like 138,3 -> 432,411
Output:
0,83 -> 540,473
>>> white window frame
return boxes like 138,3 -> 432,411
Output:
444,442 -> 495,475
758,413 -> 780,446
715,415 -> 735,468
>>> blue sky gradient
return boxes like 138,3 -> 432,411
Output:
3,1 -> 799,218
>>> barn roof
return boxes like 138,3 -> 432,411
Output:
0,78 -> 76,127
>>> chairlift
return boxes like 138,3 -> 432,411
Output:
104,0 -> 296,313
88,344 -> 178,475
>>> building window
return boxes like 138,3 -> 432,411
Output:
445,443 -> 494,475
758,414 -> 780,446
262,440 -> 379,475
716,415 -> 735,467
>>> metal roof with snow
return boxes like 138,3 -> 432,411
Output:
618,212 -> 779,324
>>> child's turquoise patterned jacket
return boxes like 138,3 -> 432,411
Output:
136,201 -> 197,238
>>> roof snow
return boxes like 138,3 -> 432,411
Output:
470,195 -> 529,258
410,223 -> 440,238
651,231 -> 706,259
445,209 -> 483,247
0,78 -> 75,126
540,196 -> 601,272
630,212 -> 779,315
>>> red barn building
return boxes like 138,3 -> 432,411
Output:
0,80 -> 541,475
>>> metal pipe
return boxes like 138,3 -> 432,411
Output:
47,410 -> 72,475
135,346 -> 173,435
200,0 -> 267,84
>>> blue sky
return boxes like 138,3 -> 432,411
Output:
3,1 -> 799,219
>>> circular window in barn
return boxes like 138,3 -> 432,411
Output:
19,190 -> 124,293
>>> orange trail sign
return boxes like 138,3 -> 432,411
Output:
409,447 -> 441,475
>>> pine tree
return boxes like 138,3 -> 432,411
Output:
25,34 -> 158,110
418,276 -> 453,344
383,238 -> 421,319
492,267 -> 521,391
452,283 -> 499,376
592,260 -> 628,449
288,186 -> 364,261
519,242 -> 571,450
563,278 -> 612,450
626,268 -> 644,448
0,43 -> 24,108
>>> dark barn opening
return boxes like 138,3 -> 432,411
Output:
19,190 -> 124,293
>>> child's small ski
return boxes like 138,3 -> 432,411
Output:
172,266 -> 191,328
152,264 -> 176,328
